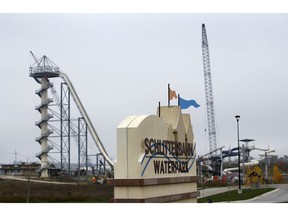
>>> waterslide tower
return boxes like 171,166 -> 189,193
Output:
29,52 -> 60,177
30,52 -> 114,178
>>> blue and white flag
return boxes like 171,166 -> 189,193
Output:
179,96 -> 200,109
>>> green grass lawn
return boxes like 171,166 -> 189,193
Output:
197,188 -> 276,203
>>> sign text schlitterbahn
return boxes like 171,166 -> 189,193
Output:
141,137 -> 196,176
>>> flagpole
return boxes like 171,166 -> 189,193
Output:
168,83 -> 170,107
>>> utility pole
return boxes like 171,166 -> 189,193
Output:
14,149 -> 18,164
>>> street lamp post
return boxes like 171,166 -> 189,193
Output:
235,115 -> 242,194
265,151 -> 268,183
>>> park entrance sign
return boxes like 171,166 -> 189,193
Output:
113,106 -> 200,203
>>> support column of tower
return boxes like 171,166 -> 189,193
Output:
78,117 -> 88,176
35,78 -> 53,177
30,53 -> 61,177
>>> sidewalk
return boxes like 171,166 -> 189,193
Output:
197,184 -> 279,203
198,185 -> 249,198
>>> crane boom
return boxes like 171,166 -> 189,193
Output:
202,24 -> 218,156
30,51 -> 38,63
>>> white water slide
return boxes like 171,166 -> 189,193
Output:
223,160 -> 259,174
59,72 -> 114,167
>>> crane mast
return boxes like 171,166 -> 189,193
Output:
202,24 -> 218,156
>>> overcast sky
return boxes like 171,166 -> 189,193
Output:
0,13 -> 288,164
